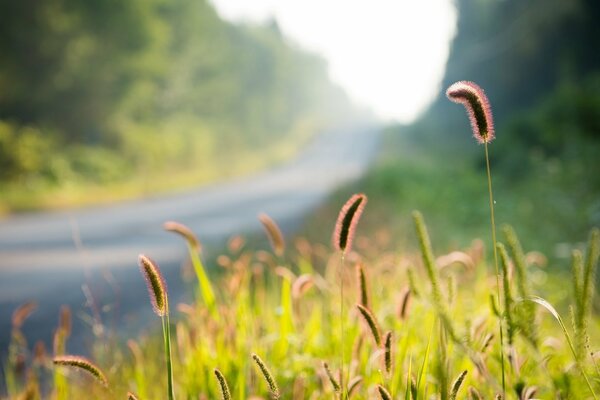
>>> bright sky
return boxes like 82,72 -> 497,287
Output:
209,1 -> 457,123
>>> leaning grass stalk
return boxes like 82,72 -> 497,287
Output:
525,296 -> 597,399
164,222 -> 216,316
503,225 -> 537,346
412,211 -> 458,341
497,243 -> 515,345
484,140 -> 506,397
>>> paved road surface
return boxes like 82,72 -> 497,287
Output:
0,123 -> 380,361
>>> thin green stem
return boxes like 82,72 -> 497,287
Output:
162,314 -> 175,400
484,141 -> 506,397
340,252 -> 347,400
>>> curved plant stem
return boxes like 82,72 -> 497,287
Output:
484,141 -> 506,397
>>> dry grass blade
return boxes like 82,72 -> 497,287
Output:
333,193 -> 367,253
214,368 -> 232,400
53,355 -> 108,387
252,353 -> 280,399
259,213 -> 285,257
164,220 -> 201,252
127,392 -> 140,400
356,304 -> 382,347
138,254 -> 168,316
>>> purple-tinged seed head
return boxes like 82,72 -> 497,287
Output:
333,194 -> 367,253
138,254 -> 168,317
446,81 -> 495,144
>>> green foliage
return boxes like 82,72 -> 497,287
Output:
0,0 -> 353,211
5,219 -> 600,398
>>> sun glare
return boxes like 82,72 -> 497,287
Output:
209,0 -> 457,122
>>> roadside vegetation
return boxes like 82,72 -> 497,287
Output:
0,0 -> 356,213
4,75 -> 600,398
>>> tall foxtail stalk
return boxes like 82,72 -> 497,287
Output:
138,254 -> 174,400
332,193 -> 367,399
447,80 -> 506,396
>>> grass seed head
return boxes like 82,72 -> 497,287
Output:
292,274 -> 314,299
12,301 -> 37,329
333,194 -> 367,253
384,331 -> 393,375
322,361 -> 340,393
347,376 -> 362,397
214,368 -> 232,400
356,263 -> 369,308
446,81 -> 495,143
259,213 -> 285,257
164,221 -> 201,253
251,353 -> 280,399
450,370 -> 468,400
356,303 -> 382,347
138,254 -> 168,317
377,385 -> 392,400
53,355 -> 108,387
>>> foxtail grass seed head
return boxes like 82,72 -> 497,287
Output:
127,392 -> 140,400
347,376 -> 362,397
469,387 -> 483,400
292,274 -> 314,300
377,385 -> 392,400
397,287 -> 412,320
214,368 -> 232,400
384,331 -> 393,375
333,194 -> 367,253
450,370 -> 468,400
138,254 -> 168,317
446,81 -> 495,143
322,362 -> 340,393
258,213 -> 285,257
251,353 -> 280,399
53,355 -> 108,387
164,221 -> 201,252
356,263 -> 369,308
12,301 -> 37,329
356,304 -> 382,347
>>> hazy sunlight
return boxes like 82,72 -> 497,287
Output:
210,0 -> 457,122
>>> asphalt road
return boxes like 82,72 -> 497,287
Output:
0,123 -> 381,361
